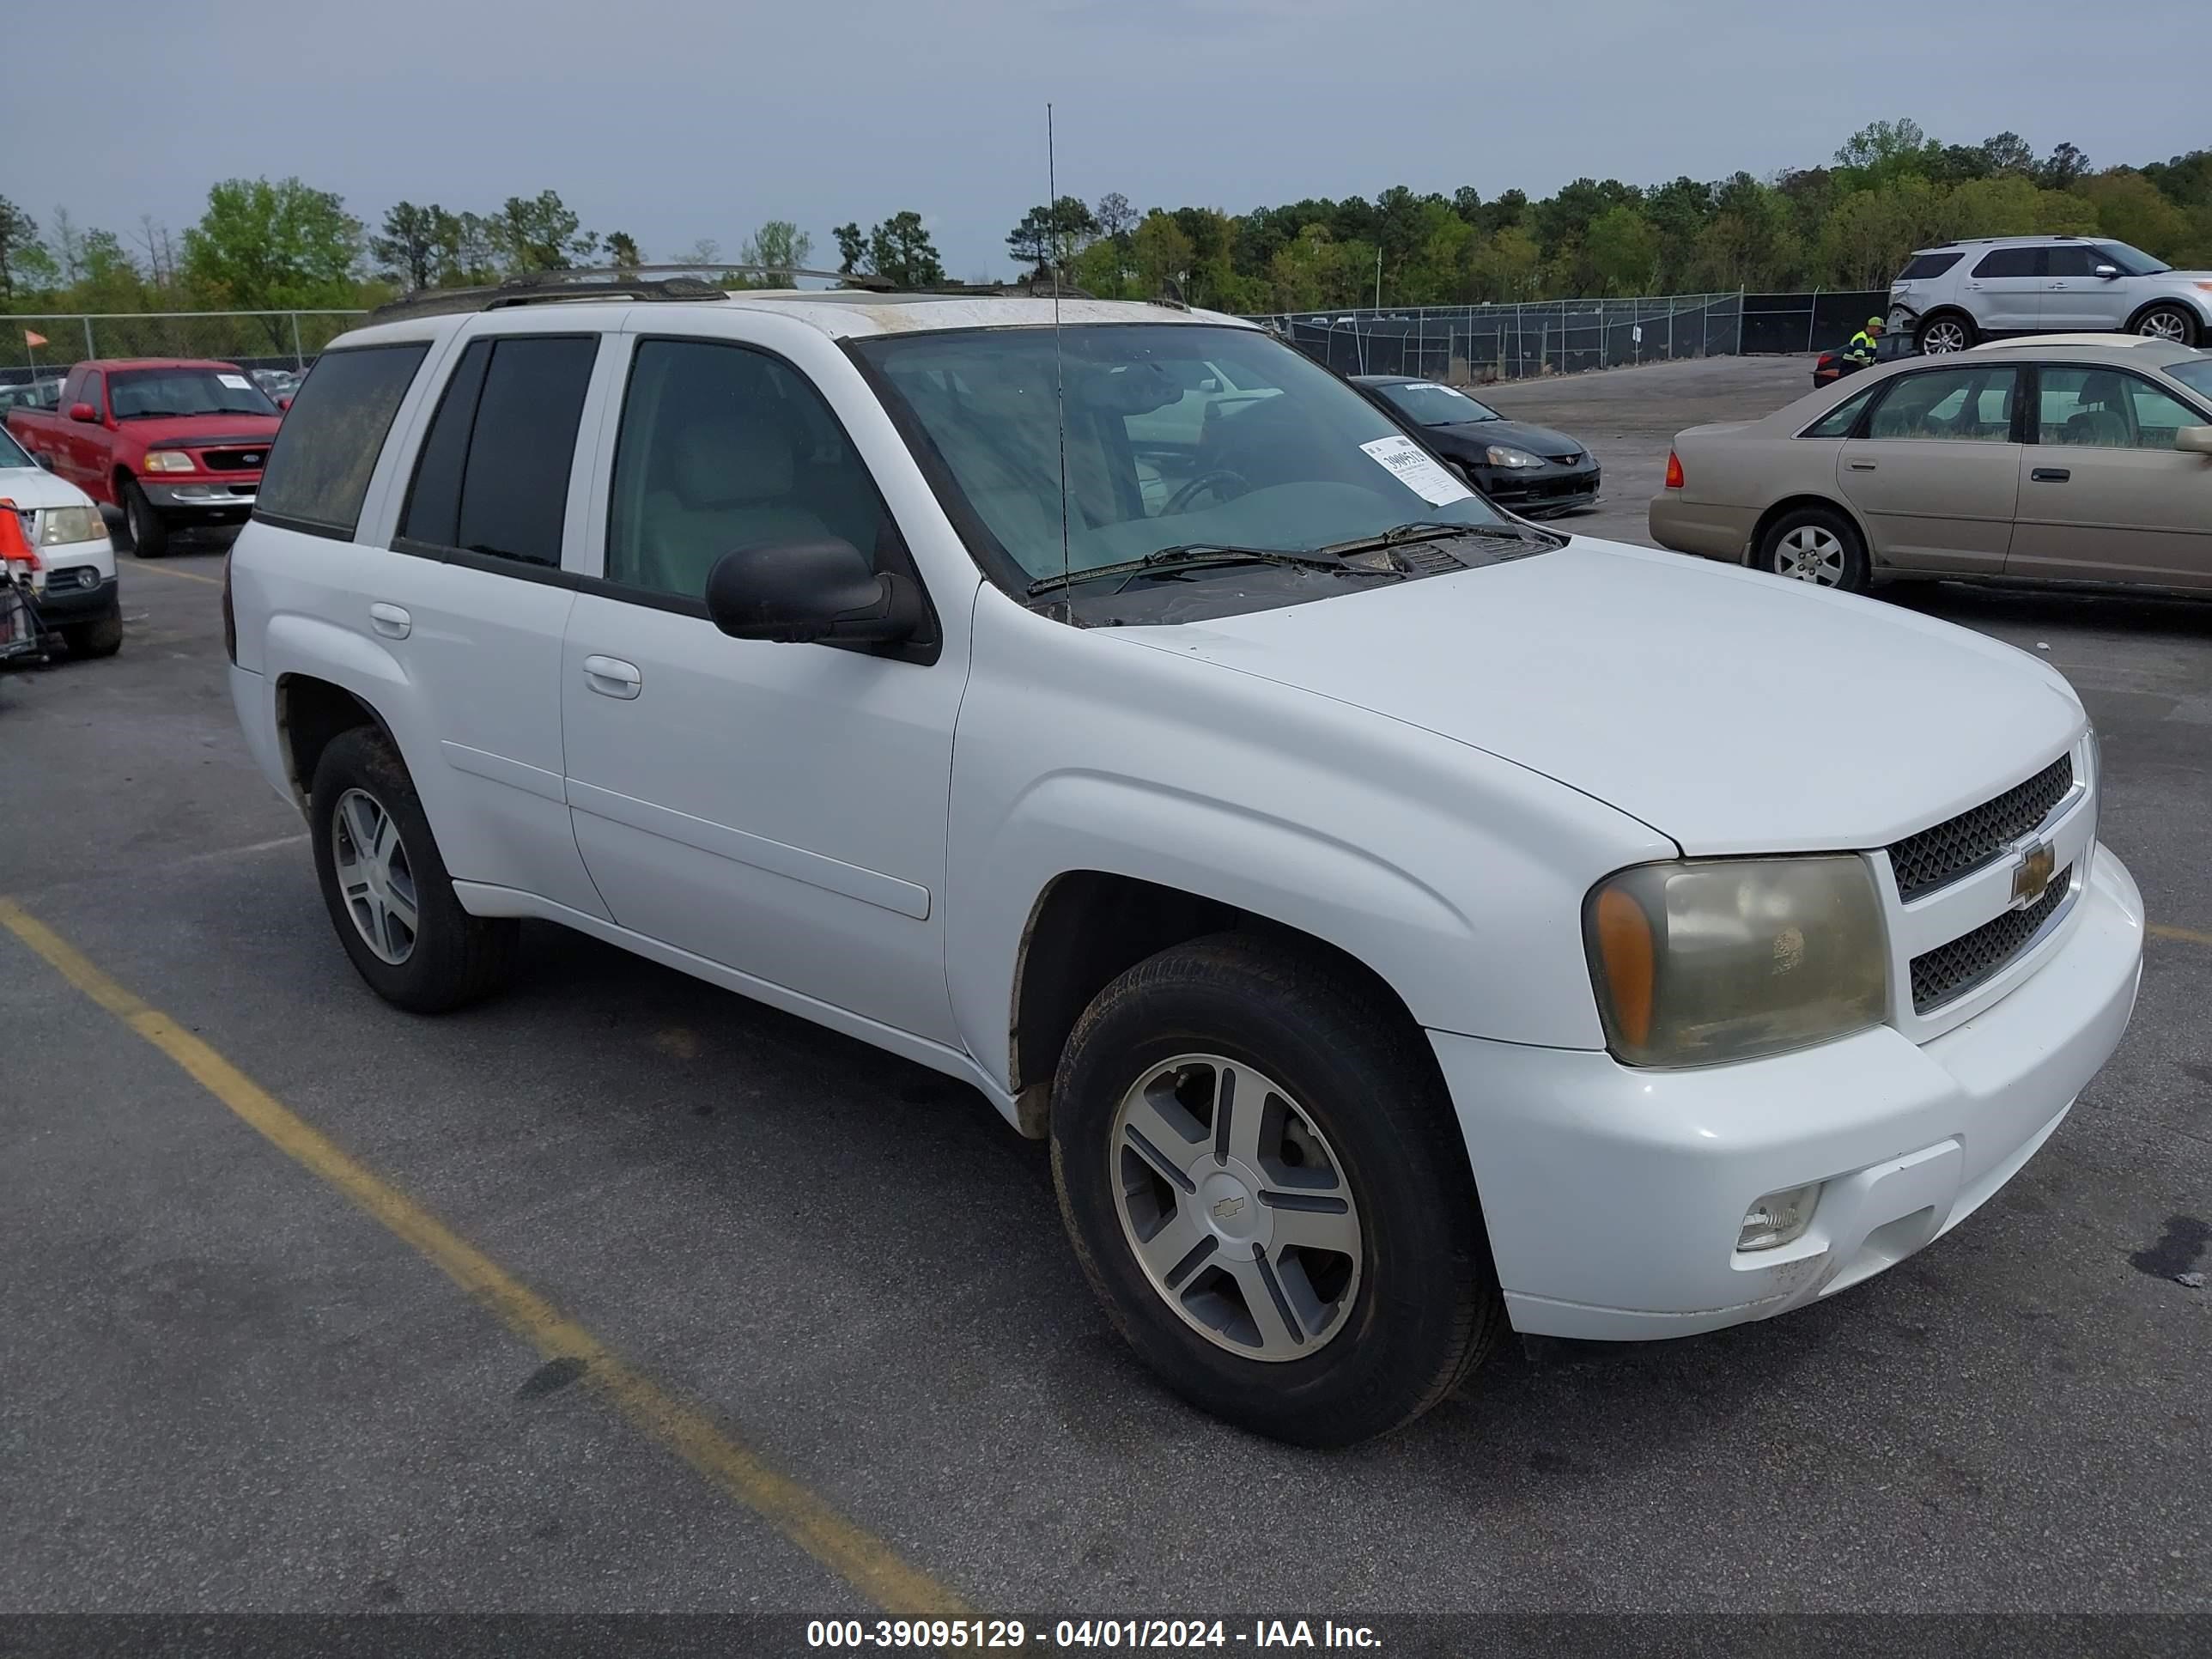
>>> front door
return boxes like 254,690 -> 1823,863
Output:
1961,246 -> 2046,332
559,334 -> 964,1043
2009,364 -> 2212,589
2041,246 -> 2133,331
1835,363 -> 2023,574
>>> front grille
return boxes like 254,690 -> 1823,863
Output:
1543,452 -> 1583,465
1887,755 -> 2073,902
201,447 -> 268,471
1911,868 -> 2071,1012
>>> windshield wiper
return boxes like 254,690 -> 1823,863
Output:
1026,543 -> 1370,597
1317,521 -> 1549,558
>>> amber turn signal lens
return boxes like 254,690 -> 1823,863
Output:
1592,886 -> 1656,1048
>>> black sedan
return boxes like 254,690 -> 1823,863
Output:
1351,375 -> 1599,517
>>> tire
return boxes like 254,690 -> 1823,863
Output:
307,725 -> 518,1013
1049,931 -> 1504,1447
62,614 -> 123,658
1758,504 -> 1870,593
1916,312 -> 1975,355
2133,304 -> 2200,347
121,480 -> 169,557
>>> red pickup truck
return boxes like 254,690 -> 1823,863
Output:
5,358 -> 283,556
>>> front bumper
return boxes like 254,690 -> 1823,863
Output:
139,478 -> 259,516
1481,460 -> 1600,517
1435,842 -> 2143,1340
32,568 -> 118,621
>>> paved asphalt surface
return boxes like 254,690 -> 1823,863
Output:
3,356 -> 2208,1626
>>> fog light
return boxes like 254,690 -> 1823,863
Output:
1738,1183 -> 1821,1252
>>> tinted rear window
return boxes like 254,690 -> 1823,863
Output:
1898,252 -> 1964,280
1970,247 -> 2042,279
255,344 -> 428,536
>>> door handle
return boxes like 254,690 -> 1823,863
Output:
582,655 -> 642,699
1848,460 -> 1878,471
2030,467 -> 2071,483
368,602 -> 410,639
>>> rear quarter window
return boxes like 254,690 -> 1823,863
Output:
254,343 -> 430,537
1897,252 -> 1964,281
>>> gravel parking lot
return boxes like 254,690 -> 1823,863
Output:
3,356 -> 2208,1627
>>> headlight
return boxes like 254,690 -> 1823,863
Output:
38,505 -> 105,546
143,451 -> 196,473
1485,444 -> 1542,468
1583,857 -> 1887,1068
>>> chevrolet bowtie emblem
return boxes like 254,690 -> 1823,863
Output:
1212,1195 -> 1246,1221
2013,840 -> 2056,907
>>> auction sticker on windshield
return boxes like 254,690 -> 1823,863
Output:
1359,434 -> 1474,506
217,374 -> 254,391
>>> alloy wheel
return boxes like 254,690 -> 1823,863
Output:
1109,1053 -> 1363,1362
331,787 -> 419,965
2136,308 -> 2191,343
1921,319 -> 1968,354
1774,525 -> 1847,586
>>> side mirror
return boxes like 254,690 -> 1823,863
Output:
2094,264 -> 2120,279
33,453 -> 53,471
2175,426 -> 2212,456
277,396 -> 292,412
68,401 -> 99,423
704,538 -> 921,646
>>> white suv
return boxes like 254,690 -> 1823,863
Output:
226,277 -> 2143,1444
1894,235 -> 2211,353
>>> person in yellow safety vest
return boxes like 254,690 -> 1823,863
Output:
1844,314 -> 1886,368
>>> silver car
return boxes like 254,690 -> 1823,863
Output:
1893,236 -> 2210,353
1648,336 -> 2212,593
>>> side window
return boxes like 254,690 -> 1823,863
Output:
254,343 -> 428,536
78,372 -> 104,414
2045,246 -> 2100,277
1866,367 -> 2019,443
2039,367 -> 2208,449
398,334 -> 596,566
1802,384 -> 1879,439
1971,247 -> 2042,279
1897,251 -> 1965,280
605,338 -> 893,600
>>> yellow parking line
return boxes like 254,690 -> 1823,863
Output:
2149,921 -> 2212,948
0,896 -> 970,1620
124,560 -> 222,586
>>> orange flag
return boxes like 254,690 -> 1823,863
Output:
21,330 -> 47,348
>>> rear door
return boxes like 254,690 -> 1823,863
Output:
1835,363 -> 2023,574
1962,246 -> 2045,331
2008,363 -> 2212,589
369,317 -> 618,920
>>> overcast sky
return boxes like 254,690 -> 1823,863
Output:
29,0 -> 2206,279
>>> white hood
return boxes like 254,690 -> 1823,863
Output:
1123,537 -> 2084,855
0,464 -> 99,514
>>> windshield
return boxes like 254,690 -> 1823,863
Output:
109,367 -> 279,420
0,425 -> 31,468
1374,380 -> 1501,426
2166,358 -> 2212,400
857,325 -> 1513,597
2095,241 -> 2171,276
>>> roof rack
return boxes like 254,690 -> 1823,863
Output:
368,264 -> 898,325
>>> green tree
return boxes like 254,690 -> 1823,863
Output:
370,201 -> 449,290
1095,191 -> 1137,245
1980,131 -> 2036,177
2040,143 -> 2092,190
1468,226 -> 1541,301
868,212 -> 942,288
738,221 -> 813,277
0,197 -> 43,301
605,231 -> 642,272
181,177 -> 362,312
490,190 -> 597,273
1132,211 -> 1197,300
2072,170 -> 2189,257
1587,204 -> 1659,295
434,211 -> 498,286
833,222 -> 867,275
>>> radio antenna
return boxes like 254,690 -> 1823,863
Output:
1048,101 -> 1072,617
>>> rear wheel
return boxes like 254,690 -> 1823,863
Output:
63,614 -> 122,658
1049,932 -> 1504,1446
1917,312 -> 1974,355
308,726 -> 517,1012
1759,505 -> 1869,593
121,480 -> 169,557
2134,304 -> 2200,347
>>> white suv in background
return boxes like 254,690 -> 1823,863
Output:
1894,235 -> 2212,353
226,276 -> 2141,1445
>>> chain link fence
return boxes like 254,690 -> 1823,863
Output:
3,311 -> 371,387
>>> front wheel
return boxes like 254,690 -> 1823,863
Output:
1917,313 -> 1974,354
1759,505 -> 1869,592
1050,932 -> 1504,1446
2134,304 -> 2200,347
308,726 -> 518,1012
63,614 -> 123,658
121,480 -> 169,557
